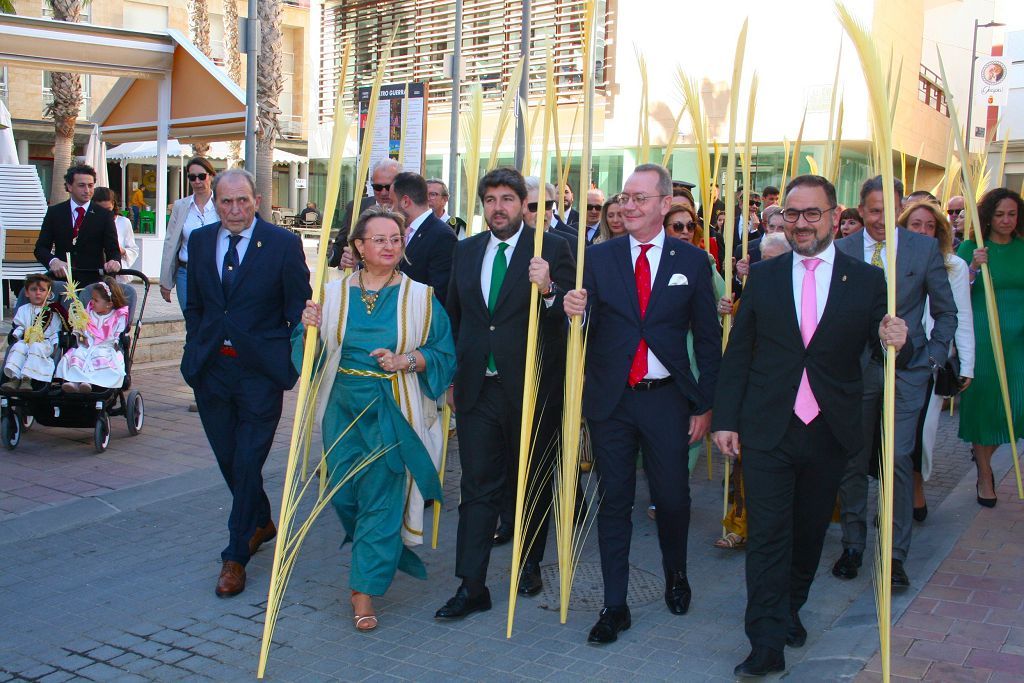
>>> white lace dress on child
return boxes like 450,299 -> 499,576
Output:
4,303 -> 63,382
56,303 -> 129,388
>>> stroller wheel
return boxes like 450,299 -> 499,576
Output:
94,414 -> 110,453
17,407 -> 34,430
2,411 -> 21,450
125,390 -> 144,436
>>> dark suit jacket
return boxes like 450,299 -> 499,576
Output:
329,196 -> 377,266
403,212 -> 457,306
35,201 -> 120,283
446,226 -> 575,411
834,228 -> 957,374
181,217 -> 312,391
563,207 -> 580,228
712,249 -> 898,453
581,236 -> 721,421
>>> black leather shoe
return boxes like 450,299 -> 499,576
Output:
587,606 -> 631,644
434,585 -> 492,620
664,570 -> 691,615
518,561 -> 543,596
831,548 -> 863,580
734,647 -> 785,677
786,611 -> 807,648
891,559 -> 910,590
913,505 -> 928,522
492,524 -> 513,546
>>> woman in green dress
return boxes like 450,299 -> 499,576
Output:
295,207 -> 455,630
956,188 -> 1024,506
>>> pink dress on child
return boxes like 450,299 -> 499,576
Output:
56,303 -> 129,388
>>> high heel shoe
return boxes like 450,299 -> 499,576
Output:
976,471 -> 997,508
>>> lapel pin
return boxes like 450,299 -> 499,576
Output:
842,275 -> 847,282
669,250 -> 675,256
257,240 -> 262,248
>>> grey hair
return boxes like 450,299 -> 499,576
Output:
212,168 -> 257,198
426,178 -> 449,196
632,163 -> 672,196
371,157 -> 402,177
524,177 -> 557,199
760,232 -> 792,257
762,204 -> 784,223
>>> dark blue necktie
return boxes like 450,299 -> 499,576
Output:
222,234 -> 242,297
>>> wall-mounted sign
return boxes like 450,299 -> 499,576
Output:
357,82 -> 427,176
976,58 -> 1008,107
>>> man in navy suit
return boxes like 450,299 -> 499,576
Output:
392,172 -> 457,305
564,163 -> 721,644
181,169 -> 311,598
35,164 -> 121,286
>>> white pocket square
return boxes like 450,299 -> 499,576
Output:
668,273 -> 689,286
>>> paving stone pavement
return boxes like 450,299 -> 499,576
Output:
1,352 -> 1015,681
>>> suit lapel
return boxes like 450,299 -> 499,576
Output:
206,224 -> 226,304
645,242 -> 675,314
406,218 -> 430,261
228,220 -> 267,297
494,227 -> 533,312
810,253 -> 848,347
615,237 -> 641,320
467,233 -> 490,315
772,252 -> 802,346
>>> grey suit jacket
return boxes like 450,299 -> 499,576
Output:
834,228 -> 957,382
160,196 -> 195,290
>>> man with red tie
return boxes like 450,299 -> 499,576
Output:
563,163 -> 721,645
34,164 -> 121,287
711,175 -> 908,677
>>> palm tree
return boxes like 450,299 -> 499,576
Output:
1,0 -> 16,14
223,0 -> 243,169
43,0 -> 88,203
187,0 -> 212,157
255,0 -> 283,203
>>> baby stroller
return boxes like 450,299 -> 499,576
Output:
0,270 -> 149,453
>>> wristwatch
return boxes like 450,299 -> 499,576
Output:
542,282 -> 558,299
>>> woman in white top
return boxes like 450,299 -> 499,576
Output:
899,199 -> 975,521
93,187 -> 139,281
160,157 -> 218,312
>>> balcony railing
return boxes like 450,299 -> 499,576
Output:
278,114 -> 304,140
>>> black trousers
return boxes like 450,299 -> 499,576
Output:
455,376 -> 559,584
588,382 -> 692,607
742,414 -> 847,651
194,353 -> 283,565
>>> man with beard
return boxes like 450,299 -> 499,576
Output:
712,174 -> 908,677
435,167 -> 575,619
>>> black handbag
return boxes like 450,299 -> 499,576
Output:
933,357 -> 964,397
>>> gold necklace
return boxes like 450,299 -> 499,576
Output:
358,268 -> 398,314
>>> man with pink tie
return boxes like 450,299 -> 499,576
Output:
711,175 -> 908,678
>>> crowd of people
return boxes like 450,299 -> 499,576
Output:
19,155 -> 1023,679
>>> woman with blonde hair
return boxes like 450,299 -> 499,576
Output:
593,196 -> 625,244
898,199 -> 974,520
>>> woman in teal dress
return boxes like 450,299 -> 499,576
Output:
956,188 -> 1024,506
295,207 -> 455,630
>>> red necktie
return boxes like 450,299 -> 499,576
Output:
73,206 -> 85,240
628,243 -> 654,387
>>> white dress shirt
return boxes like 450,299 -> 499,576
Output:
179,195 -> 219,263
629,230 -> 670,379
70,199 -> 90,223
216,219 -> 256,281
405,209 -> 433,244
862,230 -> 899,278
792,242 -> 836,329
586,224 -> 599,242
480,224 -> 523,305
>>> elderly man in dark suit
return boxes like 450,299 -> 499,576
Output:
35,164 -> 121,287
563,163 -> 721,645
713,174 -> 908,677
831,176 -> 957,590
329,157 -> 401,266
181,169 -> 311,598
434,167 -> 575,620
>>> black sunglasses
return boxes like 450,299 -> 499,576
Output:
188,173 -> 208,181
670,221 -> 696,231
371,183 -> 392,192
527,200 -> 556,212
586,203 -> 603,211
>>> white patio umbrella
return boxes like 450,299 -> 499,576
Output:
0,99 -> 18,165
84,124 -> 108,186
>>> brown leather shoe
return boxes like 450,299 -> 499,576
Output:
248,520 -> 277,556
215,561 -> 246,598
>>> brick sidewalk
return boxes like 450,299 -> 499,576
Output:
859,468 -> 1024,682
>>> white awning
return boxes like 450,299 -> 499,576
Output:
106,140 -> 306,164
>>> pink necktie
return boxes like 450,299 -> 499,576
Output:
794,257 -> 822,424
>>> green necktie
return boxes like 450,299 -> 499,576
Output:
486,242 -> 509,372
871,240 -> 885,269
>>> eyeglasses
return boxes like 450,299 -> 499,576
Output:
669,221 -> 696,232
188,173 -> 208,181
359,236 -> 403,247
615,193 -> 666,207
586,203 -> 603,211
527,200 -> 556,212
427,191 -> 447,199
371,183 -> 392,192
782,206 -> 835,223
946,209 -> 960,216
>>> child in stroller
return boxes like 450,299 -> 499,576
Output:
3,274 -> 68,392
56,276 -> 129,393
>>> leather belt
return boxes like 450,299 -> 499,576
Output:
629,377 -> 673,391
219,345 -> 238,358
